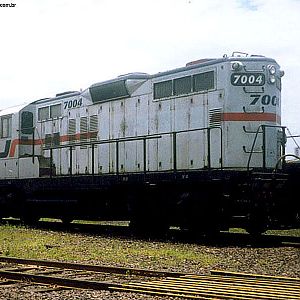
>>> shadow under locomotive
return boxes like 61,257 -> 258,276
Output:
2,218 -> 299,249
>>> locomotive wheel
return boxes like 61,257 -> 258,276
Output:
128,185 -> 170,237
61,217 -> 73,225
246,183 -> 268,236
178,188 -> 222,238
21,215 -> 40,226
246,229 -> 264,237
246,223 -> 266,236
129,217 -> 169,237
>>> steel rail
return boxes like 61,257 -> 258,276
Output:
0,256 -> 185,277
0,257 -> 299,299
0,269 -> 122,290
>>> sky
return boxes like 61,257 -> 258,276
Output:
0,0 -> 300,151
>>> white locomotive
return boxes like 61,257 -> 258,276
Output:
0,53 -> 297,234
0,53 -> 285,177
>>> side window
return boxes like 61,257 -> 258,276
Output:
154,80 -> 172,99
38,106 -> 49,121
153,71 -> 215,100
174,76 -> 192,96
0,115 -> 12,138
50,104 -> 62,118
193,71 -> 214,92
38,104 -> 62,121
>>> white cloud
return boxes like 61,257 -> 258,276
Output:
0,0 -> 300,149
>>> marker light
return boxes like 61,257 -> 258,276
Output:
268,65 -> 276,74
269,75 -> 276,84
231,61 -> 243,71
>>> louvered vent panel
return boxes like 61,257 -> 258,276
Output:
90,115 -> 98,142
44,134 -> 52,148
90,115 -> 98,131
209,108 -> 222,127
80,117 -> 88,143
68,119 -> 76,144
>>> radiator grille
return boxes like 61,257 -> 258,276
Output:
209,108 -> 222,127
68,119 -> 76,144
90,115 -> 98,142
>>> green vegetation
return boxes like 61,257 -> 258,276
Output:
229,227 -> 300,237
0,223 -> 298,271
0,224 -> 217,268
265,229 -> 300,237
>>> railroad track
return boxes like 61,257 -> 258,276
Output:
0,257 -> 299,299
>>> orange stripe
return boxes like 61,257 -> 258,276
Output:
9,139 -> 43,157
9,132 -> 98,157
222,112 -> 280,123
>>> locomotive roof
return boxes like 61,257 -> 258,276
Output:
88,55 -> 279,104
89,73 -> 150,103
90,72 -> 150,88
0,103 -> 28,116
151,56 -> 277,79
26,55 -> 279,107
32,91 -> 81,105
91,55 -> 278,87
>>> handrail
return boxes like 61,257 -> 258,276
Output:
246,124 -> 286,171
243,126 -> 263,134
47,127 -> 223,177
243,146 -> 262,154
273,154 -> 300,174
243,106 -> 265,113
242,87 -> 264,94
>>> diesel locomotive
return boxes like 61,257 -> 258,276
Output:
0,52 -> 299,235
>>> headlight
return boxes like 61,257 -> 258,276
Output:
231,61 -> 243,71
269,75 -> 276,84
268,65 -> 276,75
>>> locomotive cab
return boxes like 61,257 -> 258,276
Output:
0,103 -> 37,179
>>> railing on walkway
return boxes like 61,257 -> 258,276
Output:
246,125 -> 286,171
45,127 -> 223,177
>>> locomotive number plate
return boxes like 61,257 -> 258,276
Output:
231,73 -> 265,86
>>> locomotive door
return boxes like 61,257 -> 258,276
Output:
207,90 -> 223,169
19,111 -> 34,157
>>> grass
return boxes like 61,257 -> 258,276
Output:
0,222 -> 298,271
229,227 -> 300,237
0,224 -> 217,268
40,218 -> 130,227
265,229 -> 300,237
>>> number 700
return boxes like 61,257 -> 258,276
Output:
250,94 -> 278,106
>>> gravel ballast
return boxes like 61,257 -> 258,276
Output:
0,227 -> 299,299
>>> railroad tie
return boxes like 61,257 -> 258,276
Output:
111,271 -> 300,299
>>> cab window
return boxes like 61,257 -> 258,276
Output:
0,115 -> 12,138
